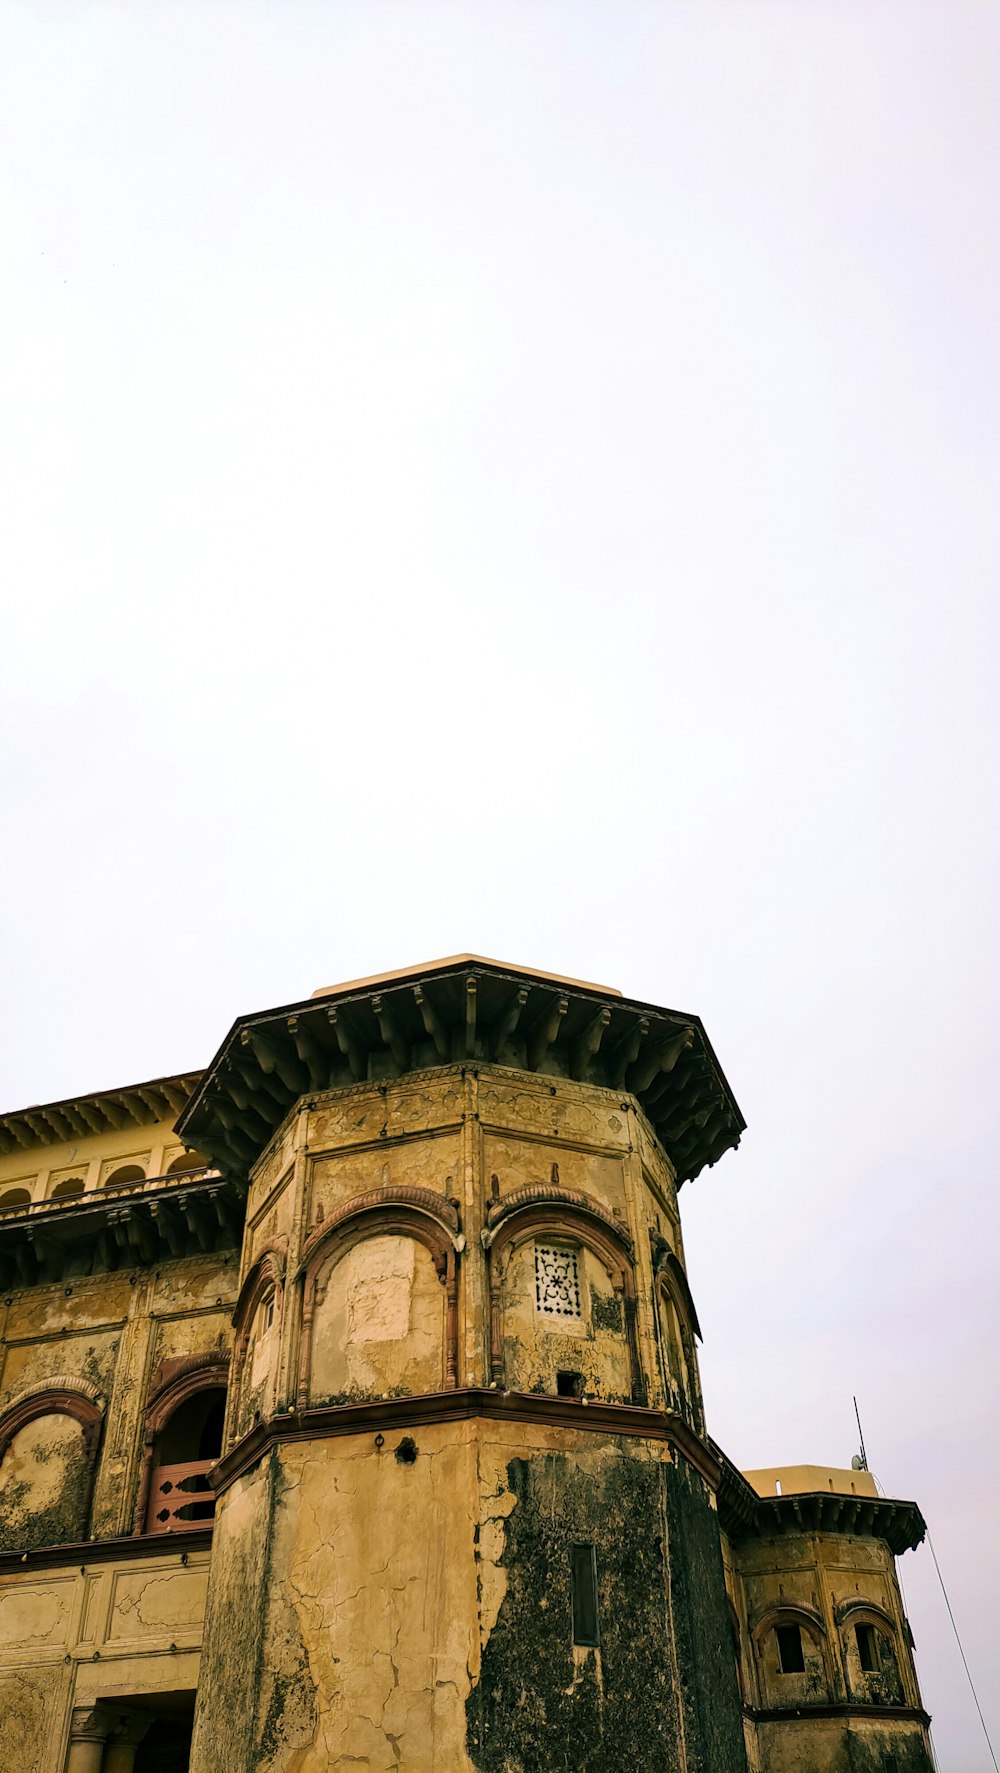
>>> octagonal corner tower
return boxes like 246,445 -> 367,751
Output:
0,955 -> 935,1773
179,956 -> 749,1773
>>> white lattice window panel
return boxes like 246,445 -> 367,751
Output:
534,1244 -> 582,1318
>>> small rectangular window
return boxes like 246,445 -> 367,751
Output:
775,1624 -> 805,1673
557,1370 -> 583,1398
571,1542 -> 600,1647
535,1245 -> 582,1317
856,1623 -> 878,1672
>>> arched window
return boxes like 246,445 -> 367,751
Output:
145,1388 -> 226,1533
647,1236 -> 704,1430
753,1606 -> 830,1707
50,1177 -> 85,1200
726,1599 -> 747,1703
0,1187 -> 31,1211
841,1607 -> 904,1703
167,1151 -> 210,1176
105,1164 -> 146,1189
133,1356 -> 230,1536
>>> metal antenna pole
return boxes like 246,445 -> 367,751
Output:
853,1395 -> 869,1470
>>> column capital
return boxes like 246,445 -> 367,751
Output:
69,1704 -> 116,1744
110,1708 -> 154,1748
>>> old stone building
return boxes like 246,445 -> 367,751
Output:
0,957 -> 933,1772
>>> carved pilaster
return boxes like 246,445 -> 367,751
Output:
89,1273 -> 155,1537
461,1067 -> 484,1387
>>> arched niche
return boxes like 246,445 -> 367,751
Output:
133,1353 -> 230,1534
230,1249 -> 286,1442
297,1190 -> 460,1409
0,1187 -> 31,1211
50,1176 -> 85,1200
485,1193 -> 643,1404
0,1387 -> 103,1551
105,1164 -> 146,1189
649,1234 -> 703,1429
167,1151 -> 210,1176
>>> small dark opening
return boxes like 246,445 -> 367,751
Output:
395,1436 -> 418,1465
776,1623 -> 805,1673
856,1622 -> 878,1672
156,1389 -> 227,1468
557,1370 -> 583,1398
571,1542 -> 600,1647
119,1691 -> 195,1773
197,1396 -> 226,1462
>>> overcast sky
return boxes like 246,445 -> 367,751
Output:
2,3 -> 998,1764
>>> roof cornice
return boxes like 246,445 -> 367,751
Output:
0,1073 -> 201,1158
734,1489 -> 927,1556
177,959 -> 745,1186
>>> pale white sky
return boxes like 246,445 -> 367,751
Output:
2,4 -> 998,1764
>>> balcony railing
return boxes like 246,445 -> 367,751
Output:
147,1459 -> 217,1533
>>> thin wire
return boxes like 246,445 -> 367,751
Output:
867,1471 -> 940,1771
925,1529 -> 999,1773
858,1416 -> 967,1773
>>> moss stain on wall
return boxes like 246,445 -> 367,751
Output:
467,1446 -> 682,1773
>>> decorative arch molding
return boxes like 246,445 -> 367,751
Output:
232,1243 -> 288,1339
133,1351 -> 231,1535
835,1599 -> 898,1633
145,1351 -> 231,1437
225,1247 -> 288,1450
484,1198 -> 645,1404
2,1372 -> 104,1411
649,1233 -> 702,1340
483,1184 -> 632,1255
301,1186 -> 462,1274
297,1193 -> 461,1407
751,1602 -> 828,1644
0,1384 -> 104,1463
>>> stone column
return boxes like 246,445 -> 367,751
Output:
104,1710 -> 153,1773
65,1706 -> 112,1773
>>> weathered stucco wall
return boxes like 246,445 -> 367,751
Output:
731,1524 -> 932,1773
193,1419 -> 747,1773
309,1233 -> 447,1403
231,1065 -> 701,1421
189,1456 -> 278,1773
0,1244 -> 234,1770
0,1412 -> 91,1551
0,1545 -> 208,1772
0,1254 -> 237,1547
